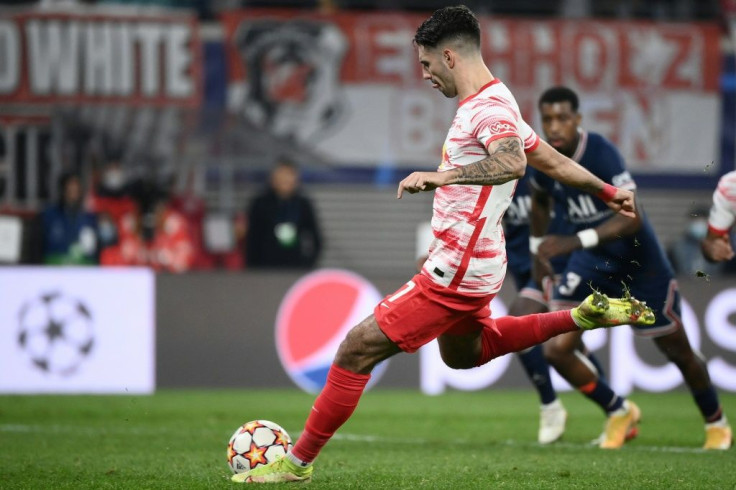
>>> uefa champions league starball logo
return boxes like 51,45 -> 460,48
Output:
17,291 -> 95,376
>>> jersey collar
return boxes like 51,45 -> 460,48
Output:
458,78 -> 501,107
571,128 -> 588,162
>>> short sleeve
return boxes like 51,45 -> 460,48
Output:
466,98 -> 520,148
519,119 -> 540,153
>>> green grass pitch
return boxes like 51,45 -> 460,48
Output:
1,390 -> 735,489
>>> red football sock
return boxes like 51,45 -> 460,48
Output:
291,364 -> 370,463
477,310 -> 576,366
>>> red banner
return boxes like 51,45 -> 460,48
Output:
222,10 -> 720,92
0,8 -> 203,107
221,10 -> 722,172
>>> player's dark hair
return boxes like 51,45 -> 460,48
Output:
414,5 -> 481,50
538,86 -> 579,112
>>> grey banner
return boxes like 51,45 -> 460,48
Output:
157,271 -> 736,391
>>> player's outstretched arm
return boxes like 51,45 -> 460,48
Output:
526,139 -> 636,218
397,137 -> 526,198
702,231 -> 734,262
701,180 -> 736,261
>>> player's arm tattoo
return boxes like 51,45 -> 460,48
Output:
447,138 -> 525,186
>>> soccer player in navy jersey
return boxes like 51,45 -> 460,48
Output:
530,86 -> 732,450
504,172 -> 608,444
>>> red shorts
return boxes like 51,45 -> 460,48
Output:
374,273 -> 495,353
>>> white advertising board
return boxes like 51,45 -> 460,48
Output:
0,267 -> 155,394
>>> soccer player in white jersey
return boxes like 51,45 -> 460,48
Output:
232,6 -> 655,483
702,170 -> 736,262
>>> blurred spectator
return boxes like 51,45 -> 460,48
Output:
95,158 -> 129,199
99,210 -> 147,266
41,173 -> 99,265
147,199 -> 196,273
245,159 -> 322,269
668,206 -> 727,278
169,168 -> 214,269
90,159 -> 138,226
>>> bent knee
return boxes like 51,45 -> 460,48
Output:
333,317 -> 398,373
440,351 -> 477,370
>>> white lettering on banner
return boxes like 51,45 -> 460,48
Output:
374,30 -> 414,84
0,21 -> 19,93
166,24 -> 193,97
570,27 -> 612,88
115,23 -> 134,95
27,19 -> 80,95
137,23 -> 163,97
419,299 -> 509,395
14,17 -> 195,100
705,290 -> 736,390
85,22 -> 113,95
483,22 -> 708,91
398,93 -> 451,155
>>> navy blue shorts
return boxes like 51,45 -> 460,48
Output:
550,253 -> 682,337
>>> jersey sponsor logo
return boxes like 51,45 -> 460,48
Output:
489,121 -> 514,134
611,171 -> 635,188
274,269 -> 389,393
566,194 -> 612,223
504,195 -> 531,226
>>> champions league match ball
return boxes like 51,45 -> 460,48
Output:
227,420 -> 293,474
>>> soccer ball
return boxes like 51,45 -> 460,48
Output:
227,420 -> 292,474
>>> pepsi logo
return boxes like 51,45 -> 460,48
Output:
275,269 -> 389,393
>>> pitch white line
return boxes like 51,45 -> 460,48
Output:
328,432 -> 714,455
0,424 -> 715,454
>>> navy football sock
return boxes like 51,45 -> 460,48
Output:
517,345 -> 557,405
691,386 -> 722,422
580,379 -> 624,414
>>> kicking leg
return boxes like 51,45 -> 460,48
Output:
292,315 -> 401,462
233,315 -> 400,483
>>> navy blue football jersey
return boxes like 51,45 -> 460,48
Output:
530,130 -> 675,279
503,171 -> 574,288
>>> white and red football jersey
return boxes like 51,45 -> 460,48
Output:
708,170 -> 736,235
421,79 -> 539,295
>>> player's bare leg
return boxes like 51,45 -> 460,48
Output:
653,327 -> 732,449
437,330 -> 483,369
544,331 -> 592,386
332,315 -> 402,373
233,316 -> 401,483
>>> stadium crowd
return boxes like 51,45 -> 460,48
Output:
18,155 -> 323,273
